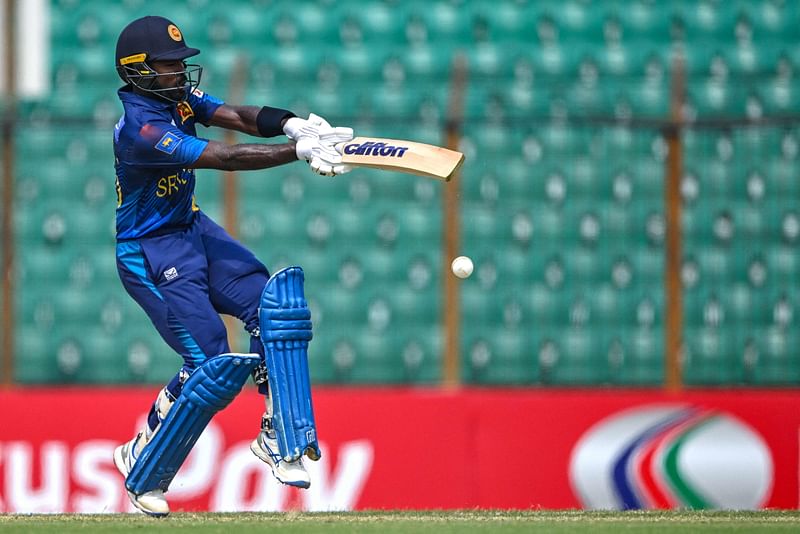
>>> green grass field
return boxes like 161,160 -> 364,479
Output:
1,511 -> 799,533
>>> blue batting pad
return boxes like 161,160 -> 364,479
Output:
126,353 -> 260,496
259,266 -> 320,462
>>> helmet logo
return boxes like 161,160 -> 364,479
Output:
120,53 -> 147,65
167,24 -> 182,42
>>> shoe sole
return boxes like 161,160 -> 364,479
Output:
115,445 -> 170,517
250,440 -> 310,489
127,491 -> 169,518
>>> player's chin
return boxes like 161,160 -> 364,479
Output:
168,86 -> 188,102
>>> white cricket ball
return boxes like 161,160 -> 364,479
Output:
451,255 -> 474,279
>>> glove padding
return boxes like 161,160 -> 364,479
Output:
283,113 -> 339,141
291,121 -> 354,177
285,113 -> 354,176
283,113 -> 327,141
310,125 -> 355,177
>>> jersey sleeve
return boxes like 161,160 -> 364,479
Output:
130,121 -> 209,168
187,88 -> 225,125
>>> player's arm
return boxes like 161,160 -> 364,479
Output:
207,104 -> 293,138
191,139 -> 298,171
205,104 -> 356,175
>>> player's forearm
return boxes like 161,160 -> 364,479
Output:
222,105 -> 260,136
209,104 -> 294,138
193,140 -> 298,171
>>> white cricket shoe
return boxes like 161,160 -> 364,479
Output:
114,434 -> 170,517
250,431 -> 311,489
113,433 -> 139,477
126,488 -> 169,517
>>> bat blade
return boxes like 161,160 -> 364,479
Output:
336,137 -> 465,181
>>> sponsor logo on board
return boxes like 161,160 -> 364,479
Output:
569,404 -> 773,510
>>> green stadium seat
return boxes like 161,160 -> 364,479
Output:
683,285 -> 714,326
694,246 -> 732,282
137,343 -> 185,385
758,76 -> 800,115
684,326 -> 741,384
391,286 -> 440,325
369,84 -> 422,117
564,246 -> 607,284
398,44 -> 456,79
544,327 -> 609,384
8,0 -> 797,388
15,325 -> 60,383
52,44 -> 115,84
466,124 -> 514,160
548,0 -> 605,43
618,2 -> 677,43
767,245 -> 799,284
314,285 -> 366,326
79,331 -> 128,383
204,3 -> 267,47
531,203 -> 566,241
565,75 -> 616,115
346,331 -> 405,383
627,78 -> 670,117
677,1 -> 737,43
736,203 -> 766,237
263,45 -> 321,82
307,329 -> 337,383
615,326 -> 664,384
720,283 -> 757,324
288,246 -> 334,284
479,2 -> 535,43
527,283 -> 571,327
399,328 -> 442,384
464,327 -> 536,384
630,246 -> 664,284
416,1 -> 472,44
331,45 -> 385,80
243,201 -> 308,247
724,42 -> 782,76
462,203 -> 501,241
17,244 -> 71,285
353,2 -> 408,44
746,2 -> 800,40
595,41 -> 636,77
751,327 -> 800,384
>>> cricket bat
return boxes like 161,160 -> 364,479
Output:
336,137 -> 465,181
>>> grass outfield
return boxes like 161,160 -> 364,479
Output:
1,511 -> 800,533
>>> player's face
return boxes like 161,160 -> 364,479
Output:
151,60 -> 188,101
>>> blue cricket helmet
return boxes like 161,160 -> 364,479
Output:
115,16 -> 203,101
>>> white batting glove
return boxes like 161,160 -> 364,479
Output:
283,117 -> 317,141
283,113 -> 334,140
295,124 -> 355,177
312,125 -> 355,176
307,113 -> 332,129
309,157 -> 352,177
295,137 -> 333,161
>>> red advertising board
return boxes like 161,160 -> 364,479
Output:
0,387 -> 796,512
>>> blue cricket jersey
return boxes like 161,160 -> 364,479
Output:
113,86 -> 224,240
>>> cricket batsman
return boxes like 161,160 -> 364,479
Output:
110,15 -> 351,516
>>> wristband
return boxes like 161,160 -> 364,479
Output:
256,106 -> 295,138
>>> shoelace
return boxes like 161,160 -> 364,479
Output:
262,435 -> 283,463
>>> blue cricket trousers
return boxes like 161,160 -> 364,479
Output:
116,211 -> 269,370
